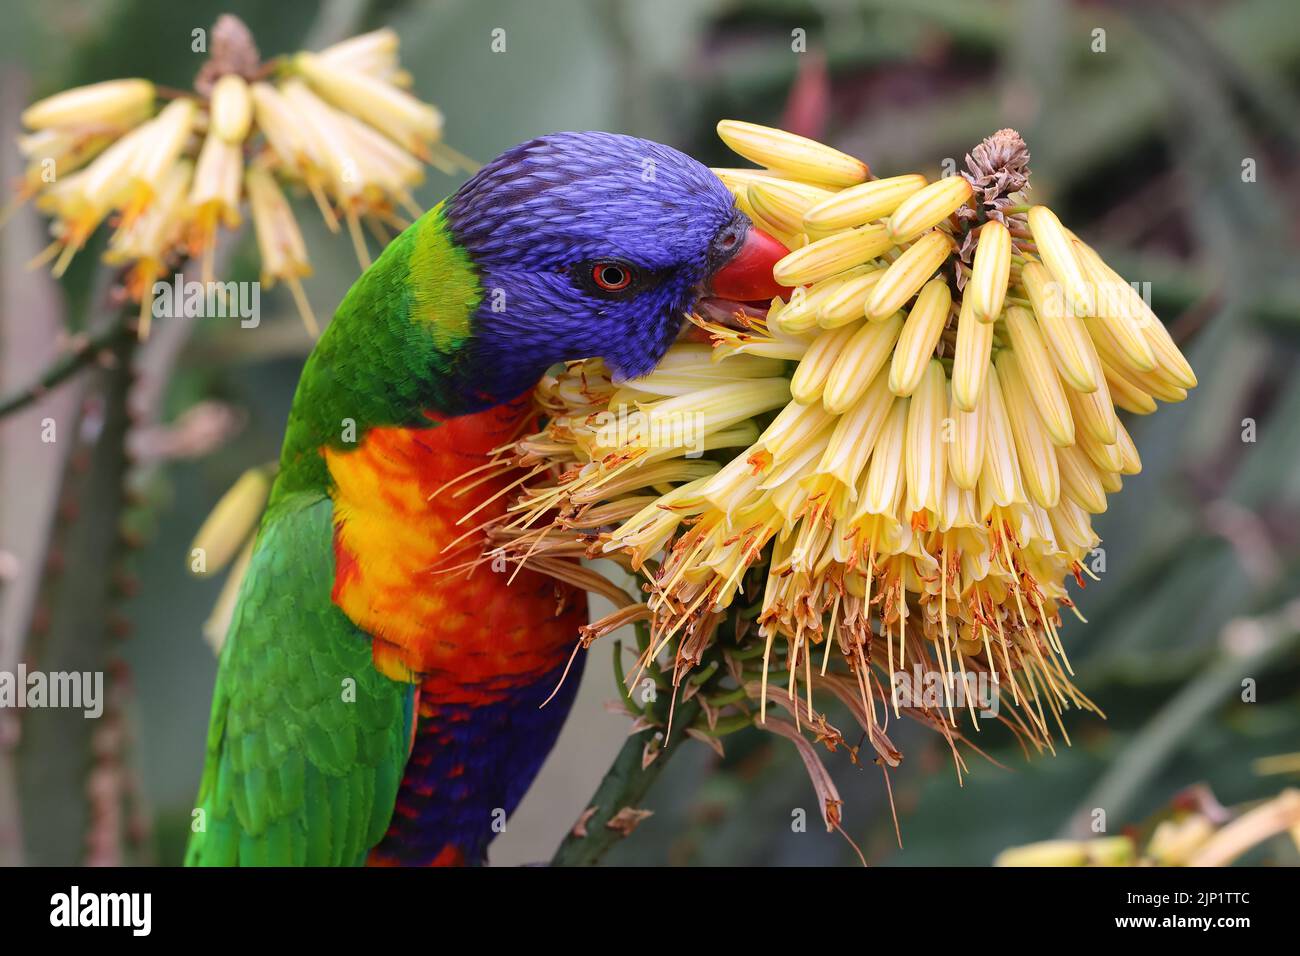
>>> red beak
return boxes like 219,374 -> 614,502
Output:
708,226 -> 789,302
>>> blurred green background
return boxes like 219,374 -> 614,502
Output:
0,0 -> 1297,866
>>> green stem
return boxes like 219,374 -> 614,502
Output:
551,632 -> 703,866
0,313 -> 133,418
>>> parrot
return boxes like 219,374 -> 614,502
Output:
185,131 -> 787,866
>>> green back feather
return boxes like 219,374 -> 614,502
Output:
186,493 -> 413,866
272,201 -> 482,503
188,204 -> 479,865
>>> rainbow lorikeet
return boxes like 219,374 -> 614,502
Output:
185,132 -> 786,866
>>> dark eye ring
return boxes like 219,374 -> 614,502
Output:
591,261 -> 634,292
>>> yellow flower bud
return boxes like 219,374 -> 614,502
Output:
190,468 -> 272,577
968,220 -> 1011,322
803,174 -> 927,230
790,322 -> 860,404
952,292 -> 994,411
817,269 -> 885,328
1028,205 -> 1094,317
1003,305 -> 1074,446
1058,444 -> 1108,514
887,175 -> 971,243
889,277 -> 951,396
296,52 -> 443,155
748,179 -> 835,236
948,375 -> 986,491
996,350 -> 1059,509
904,359 -> 948,516
1102,364 -> 1158,415
772,224 -> 892,287
210,74 -> 253,143
865,230 -> 952,321
22,79 -> 155,130
1020,261 -> 1100,393
978,363 -> 1023,509
994,841 -> 1090,867
823,312 -> 903,413
715,120 -> 869,187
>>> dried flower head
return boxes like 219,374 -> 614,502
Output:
7,15 -> 474,338
463,122 -> 1197,829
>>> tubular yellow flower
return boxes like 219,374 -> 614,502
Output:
250,81 -> 319,175
1028,204 -> 1094,318
1103,363 -> 1158,414
1066,365 -> 1120,446
865,229 -> 952,321
1071,240 -> 1157,372
856,398 -> 909,518
1021,261 -> 1100,393
978,362 -> 1023,508
1068,394 -> 1125,473
247,164 -> 316,335
317,28 -> 406,85
887,174 -> 972,243
188,128 -> 244,279
996,349 -> 1059,508
295,51 -> 443,158
121,97 -> 196,221
968,219 -> 1011,322
1003,304 -> 1075,446
948,372 -> 986,490
823,312 -> 903,413
817,269 -> 884,328
951,291 -> 993,411
189,467 -> 272,577
790,321 -> 860,405
757,396 -> 834,463
817,372 -> 894,494
748,179 -> 835,236
715,120 -> 869,187
1141,312 -> 1198,390
904,359 -> 948,516
772,224 -> 891,286
709,167 -> 792,192
1058,444 -> 1108,514
771,266 -> 872,333
888,276 -> 951,396
210,74 -> 253,143
802,174 -> 927,230
21,79 -> 155,130
1114,419 -> 1143,475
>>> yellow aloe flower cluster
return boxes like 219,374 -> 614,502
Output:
11,16 -> 471,337
489,122 -> 1197,754
997,786 -> 1300,866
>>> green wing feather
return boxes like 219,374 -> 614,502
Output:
185,492 -> 413,866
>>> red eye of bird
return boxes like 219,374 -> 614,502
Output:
591,262 -> 633,292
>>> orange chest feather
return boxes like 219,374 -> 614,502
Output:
323,398 -> 585,697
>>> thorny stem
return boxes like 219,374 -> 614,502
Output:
0,312 -> 133,418
551,628 -> 703,866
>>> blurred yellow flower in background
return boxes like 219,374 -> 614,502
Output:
8,14 -> 473,338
